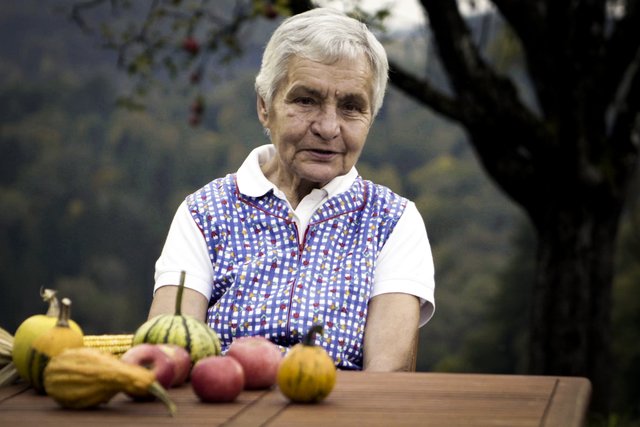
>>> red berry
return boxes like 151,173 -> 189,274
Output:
191,99 -> 204,114
264,4 -> 278,20
190,71 -> 201,84
182,37 -> 200,55
189,115 -> 201,126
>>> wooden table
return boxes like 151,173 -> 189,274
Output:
0,371 -> 591,427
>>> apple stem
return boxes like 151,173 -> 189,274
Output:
303,324 -> 324,346
175,271 -> 186,316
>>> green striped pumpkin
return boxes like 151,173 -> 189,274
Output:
132,272 -> 221,363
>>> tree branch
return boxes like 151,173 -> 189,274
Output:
289,0 -> 314,15
70,0 -> 110,34
416,0 -> 555,210
493,1 -> 608,122
608,44 -> 640,190
604,0 -> 640,102
419,0 -> 538,126
419,0 -> 487,95
388,59 -> 463,121
490,0 -> 546,52
490,1 -> 568,119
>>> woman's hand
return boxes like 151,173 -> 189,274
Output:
363,293 -> 420,372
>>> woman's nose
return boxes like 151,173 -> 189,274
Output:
311,107 -> 339,141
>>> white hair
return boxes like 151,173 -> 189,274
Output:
255,8 -> 389,118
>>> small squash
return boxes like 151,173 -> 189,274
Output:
12,289 -> 82,382
277,324 -> 336,403
27,298 -> 84,393
133,271 -> 221,364
44,347 -> 176,416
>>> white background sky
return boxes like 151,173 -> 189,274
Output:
316,0 -> 493,29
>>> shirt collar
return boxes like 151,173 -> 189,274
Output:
236,144 -> 358,199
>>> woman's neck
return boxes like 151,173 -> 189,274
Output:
261,158 -> 318,209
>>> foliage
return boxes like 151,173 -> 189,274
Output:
0,97 -> 248,333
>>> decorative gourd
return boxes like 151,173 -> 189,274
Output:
12,288 -> 82,382
277,324 -> 336,403
27,298 -> 84,393
132,271 -> 221,363
43,347 -> 176,416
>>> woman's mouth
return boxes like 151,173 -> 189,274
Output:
307,149 -> 337,160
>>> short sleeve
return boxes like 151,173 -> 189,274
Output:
372,201 -> 435,326
154,201 -> 214,301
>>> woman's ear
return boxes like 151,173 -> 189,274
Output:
257,95 -> 269,126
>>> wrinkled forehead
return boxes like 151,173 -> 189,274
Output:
278,54 -> 374,102
286,39 -> 375,72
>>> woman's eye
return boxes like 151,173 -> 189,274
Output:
343,103 -> 362,113
295,97 -> 315,106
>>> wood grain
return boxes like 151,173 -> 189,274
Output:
0,371 -> 590,427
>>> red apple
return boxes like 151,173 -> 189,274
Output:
191,356 -> 245,403
158,344 -> 192,387
121,343 -> 175,390
226,336 -> 282,389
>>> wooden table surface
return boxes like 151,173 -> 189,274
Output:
0,371 -> 591,427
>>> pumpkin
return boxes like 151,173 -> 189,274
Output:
43,347 -> 176,416
132,271 -> 221,363
277,324 -> 336,403
26,298 -> 84,393
12,288 -> 82,382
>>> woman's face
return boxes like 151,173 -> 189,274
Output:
258,54 -> 374,189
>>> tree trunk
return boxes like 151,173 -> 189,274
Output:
529,198 -> 622,414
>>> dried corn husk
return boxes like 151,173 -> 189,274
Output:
0,327 -> 17,387
0,327 -> 13,365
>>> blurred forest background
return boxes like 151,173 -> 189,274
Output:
1,0 -> 639,423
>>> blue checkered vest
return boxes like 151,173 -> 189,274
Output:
187,173 -> 407,370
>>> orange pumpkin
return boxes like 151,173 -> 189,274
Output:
276,325 -> 336,403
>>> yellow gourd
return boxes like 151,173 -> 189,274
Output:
277,324 -> 336,403
12,289 -> 82,381
27,298 -> 84,393
43,347 -> 176,416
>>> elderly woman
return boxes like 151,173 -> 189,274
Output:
148,8 -> 435,371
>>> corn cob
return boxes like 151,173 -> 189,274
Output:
83,334 -> 134,357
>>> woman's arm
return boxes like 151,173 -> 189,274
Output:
148,285 -> 209,322
362,292 -> 420,372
